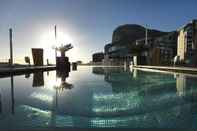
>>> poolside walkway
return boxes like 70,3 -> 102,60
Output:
133,65 -> 197,74
0,65 -> 56,77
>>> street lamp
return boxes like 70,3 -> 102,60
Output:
9,28 -> 13,67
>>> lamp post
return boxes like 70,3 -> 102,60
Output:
55,25 -> 57,58
9,28 -> 13,67
145,25 -> 148,45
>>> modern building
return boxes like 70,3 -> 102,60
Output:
99,21 -> 197,66
150,31 -> 178,65
32,48 -> 43,66
177,20 -> 197,65
55,44 -> 73,71
134,31 -> 178,66
134,37 -> 155,65
92,52 -> 104,63
103,24 -> 168,66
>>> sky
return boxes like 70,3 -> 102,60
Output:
0,0 -> 197,64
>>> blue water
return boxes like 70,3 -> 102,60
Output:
0,66 -> 197,128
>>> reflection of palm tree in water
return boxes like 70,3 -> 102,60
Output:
54,70 -> 73,91
50,70 -> 73,127
59,80 -> 73,90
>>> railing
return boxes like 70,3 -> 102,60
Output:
0,58 -> 9,63
0,57 -> 55,65
0,58 -> 28,65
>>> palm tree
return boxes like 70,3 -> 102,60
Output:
52,44 -> 73,57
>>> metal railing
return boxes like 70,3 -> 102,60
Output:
0,58 -> 28,65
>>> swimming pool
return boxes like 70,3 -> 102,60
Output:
0,66 -> 197,129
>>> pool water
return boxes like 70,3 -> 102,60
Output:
0,66 -> 197,128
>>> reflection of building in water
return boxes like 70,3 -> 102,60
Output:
183,76 -> 197,104
107,72 -> 133,93
92,66 -> 125,83
49,70 -> 74,126
175,74 -> 197,126
0,92 -> 2,114
47,71 -> 49,76
25,73 -> 30,79
93,67 -> 133,93
2,68 -> 197,128
91,68 -> 197,127
72,62 -> 78,71
55,71 -> 73,91
10,75 -> 15,114
103,68 -> 124,82
32,71 -> 44,87
176,74 -> 187,97
133,69 -> 138,79
92,67 -> 105,75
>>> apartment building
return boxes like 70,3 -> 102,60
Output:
177,20 -> 197,64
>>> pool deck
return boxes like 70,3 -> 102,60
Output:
0,65 -> 56,78
133,65 -> 197,74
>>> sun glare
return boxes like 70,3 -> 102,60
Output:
40,30 -> 73,49
39,30 -> 74,63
